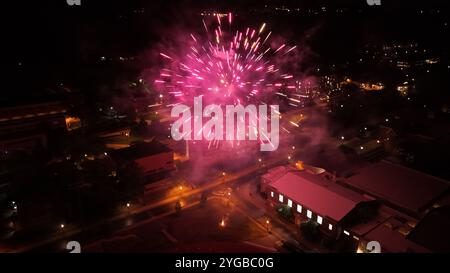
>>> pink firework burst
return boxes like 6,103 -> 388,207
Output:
153,13 -> 299,106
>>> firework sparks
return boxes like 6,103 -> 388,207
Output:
154,14 -> 299,106
152,14 -> 304,149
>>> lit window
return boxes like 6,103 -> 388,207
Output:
307,210 -> 312,219
287,199 -> 293,207
297,204 -> 302,213
270,191 -> 274,198
317,215 -> 323,224
328,224 -> 333,230
279,194 -> 284,203
344,230 -> 350,236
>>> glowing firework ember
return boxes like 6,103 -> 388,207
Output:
153,13 -> 299,106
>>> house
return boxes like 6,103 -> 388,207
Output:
261,164 -> 433,252
340,160 -> 450,218
110,140 -> 174,182
406,205 -> 450,252
261,166 -> 377,248
0,101 -> 67,153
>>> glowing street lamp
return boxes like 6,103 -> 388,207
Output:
265,219 -> 271,233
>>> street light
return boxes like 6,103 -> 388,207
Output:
265,219 -> 271,233
60,224 -> 65,229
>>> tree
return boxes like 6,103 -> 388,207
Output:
148,117 -> 165,137
81,157 -> 119,218
277,204 -> 292,220
131,118 -> 149,138
300,220 -> 320,241
116,162 -> 144,202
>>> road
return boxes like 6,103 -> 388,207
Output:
2,105 -> 337,252
2,148 -> 292,252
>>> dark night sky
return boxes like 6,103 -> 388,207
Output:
2,0 -> 450,104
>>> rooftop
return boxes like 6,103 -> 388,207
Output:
267,170 -> 371,222
261,166 -> 289,182
407,205 -> 450,252
365,224 -> 430,253
343,161 -> 450,215
110,140 -> 172,162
